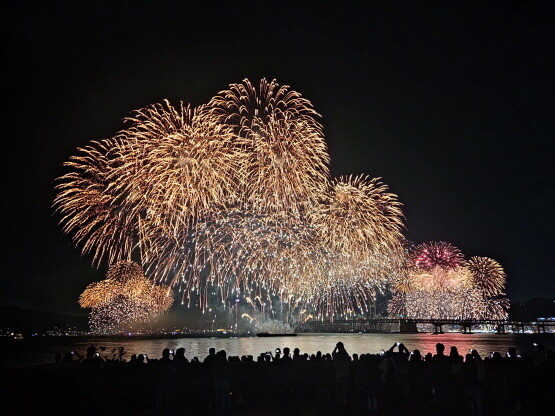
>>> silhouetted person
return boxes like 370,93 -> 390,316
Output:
204,347 -> 216,364
174,347 -> 188,362
462,353 -> 482,416
332,342 -> 350,404
155,349 -> 176,415
212,350 -> 230,416
281,347 -> 291,360
431,343 -> 451,396
82,345 -> 103,368
62,350 -> 81,363
450,346 -> 462,374
160,348 -> 172,362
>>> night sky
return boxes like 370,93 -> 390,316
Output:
2,1 -> 554,316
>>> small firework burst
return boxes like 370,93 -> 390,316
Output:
79,261 -> 173,332
412,241 -> 464,271
465,256 -> 507,299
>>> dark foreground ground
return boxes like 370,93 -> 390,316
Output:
3,344 -> 554,416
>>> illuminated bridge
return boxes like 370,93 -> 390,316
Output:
298,318 -> 555,334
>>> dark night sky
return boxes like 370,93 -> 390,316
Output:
2,1 -> 554,316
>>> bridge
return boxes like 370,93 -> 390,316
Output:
298,318 -> 555,334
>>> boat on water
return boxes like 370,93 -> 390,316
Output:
256,332 -> 297,337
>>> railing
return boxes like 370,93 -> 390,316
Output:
298,318 -> 555,334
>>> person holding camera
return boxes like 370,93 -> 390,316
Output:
332,342 -> 350,404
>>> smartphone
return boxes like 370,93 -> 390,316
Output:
70,351 -> 75,355
533,343 -> 538,347
169,349 -> 174,354
275,348 -> 280,353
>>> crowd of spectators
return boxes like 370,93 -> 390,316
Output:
8,341 -> 555,415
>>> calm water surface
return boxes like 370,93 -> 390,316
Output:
2,332 -> 554,368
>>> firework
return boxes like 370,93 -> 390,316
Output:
112,101 -> 244,230
79,261 -> 173,332
53,139 -> 138,266
88,294 -> 168,333
411,241 -> 464,271
389,243 -> 509,320
206,78 -> 330,217
311,175 -> 404,260
465,256 -> 507,299
56,78 -> 412,321
389,266 -> 486,319
484,296 -> 510,320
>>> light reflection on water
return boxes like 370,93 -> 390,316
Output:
2,332 -> 554,368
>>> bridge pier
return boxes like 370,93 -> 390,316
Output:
496,323 -> 506,334
399,319 -> 418,333
431,322 -> 444,334
461,322 -> 473,334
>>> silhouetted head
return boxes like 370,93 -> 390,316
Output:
162,348 -> 171,359
436,343 -> 445,355
283,347 -> 290,357
175,347 -> 185,358
209,347 -> 216,355
86,345 -> 97,358
138,354 -> 146,363
508,347 -> 517,358
450,346 -> 459,358
410,349 -> 421,361
293,348 -> 300,356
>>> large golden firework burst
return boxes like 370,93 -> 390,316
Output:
205,78 -> 330,218
56,78 -> 411,320
53,139 -> 138,266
